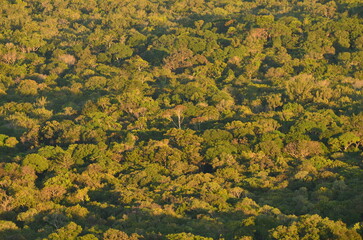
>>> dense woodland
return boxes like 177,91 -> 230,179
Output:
0,0 -> 362,239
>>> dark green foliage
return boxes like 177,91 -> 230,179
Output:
0,0 -> 362,239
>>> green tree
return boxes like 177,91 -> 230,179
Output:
328,132 -> 360,152
108,43 -> 133,61
103,228 -> 139,240
270,215 -> 361,240
16,80 -> 39,96
47,222 -> 82,240
22,153 -> 49,173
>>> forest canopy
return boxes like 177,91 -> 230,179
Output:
0,0 -> 362,239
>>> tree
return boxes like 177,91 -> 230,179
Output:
22,153 -> 49,173
0,220 -> 19,240
103,228 -> 139,240
108,43 -> 133,61
166,128 -> 204,165
166,232 -> 213,240
164,48 -> 194,71
284,74 -> 315,102
47,222 -> 82,240
284,140 -> 324,159
256,135 -> 284,158
270,215 -> 361,240
328,132 -> 361,152
0,134 -> 18,148
163,105 -> 187,129
265,94 -> 283,111
16,80 -> 39,96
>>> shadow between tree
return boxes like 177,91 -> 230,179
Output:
0,204 -> 256,240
